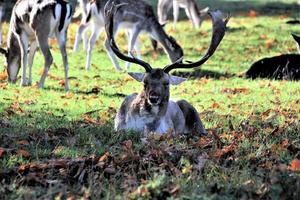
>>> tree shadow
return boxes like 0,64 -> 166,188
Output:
171,69 -> 235,80
42,86 -> 127,98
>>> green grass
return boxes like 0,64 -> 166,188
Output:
0,6 -> 300,200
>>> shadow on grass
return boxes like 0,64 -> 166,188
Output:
42,86 -> 127,98
171,69 -> 235,80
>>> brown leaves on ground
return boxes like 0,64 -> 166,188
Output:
221,87 -> 250,94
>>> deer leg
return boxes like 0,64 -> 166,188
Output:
36,34 -> 53,89
56,30 -> 69,91
73,22 -> 89,52
27,41 -> 38,86
104,26 -> 122,71
172,0 -> 179,30
0,22 -> 2,45
126,28 -> 141,70
85,24 -> 101,71
187,7 -> 200,29
17,33 -> 29,87
0,7 -> 3,45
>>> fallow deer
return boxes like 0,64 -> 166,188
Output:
73,0 -> 183,71
246,34 -> 300,81
158,0 -> 209,30
0,0 -> 72,90
105,5 -> 229,135
0,1 -> 4,44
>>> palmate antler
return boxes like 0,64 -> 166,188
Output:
105,3 -> 229,73
163,11 -> 230,73
104,3 -> 152,72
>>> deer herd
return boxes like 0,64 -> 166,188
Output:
0,0 -> 298,136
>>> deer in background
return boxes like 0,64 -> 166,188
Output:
105,4 -> 229,135
158,0 -> 209,30
246,34 -> 300,81
73,0 -> 183,71
0,0 -> 72,90
0,1 -> 4,44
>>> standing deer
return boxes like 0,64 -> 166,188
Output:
0,1 -> 4,44
105,5 -> 229,135
0,0 -> 72,90
73,0 -> 183,71
246,34 -> 300,80
158,0 -> 209,30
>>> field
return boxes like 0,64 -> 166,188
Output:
0,2 -> 300,199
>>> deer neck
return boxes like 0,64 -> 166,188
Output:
150,23 -> 175,56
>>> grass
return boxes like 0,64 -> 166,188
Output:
0,3 -> 300,200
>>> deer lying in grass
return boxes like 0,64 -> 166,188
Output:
105,5 -> 229,135
246,34 -> 300,81
0,0 -> 72,90
73,0 -> 183,71
158,0 -> 209,30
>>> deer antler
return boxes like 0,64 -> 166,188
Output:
104,3 -> 152,72
163,10 -> 230,73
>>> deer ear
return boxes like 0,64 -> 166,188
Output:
169,75 -> 186,85
128,72 -> 145,82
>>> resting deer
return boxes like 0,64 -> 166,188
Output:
158,0 -> 209,30
0,1 -> 4,44
246,34 -> 300,81
0,0 -> 72,90
105,5 -> 229,135
73,0 -> 183,71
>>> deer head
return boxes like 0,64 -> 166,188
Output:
105,5 -> 229,105
0,35 -> 22,83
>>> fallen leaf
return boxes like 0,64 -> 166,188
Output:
248,10 -> 257,17
0,148 -> 6,158
99,152 -> 109,162
0,71 -> 7,81
265,39 -> 275,49
17,149 -> 30,158
211,102 -> 220,109
17,140 -> 30,146
288,159 -> 300,171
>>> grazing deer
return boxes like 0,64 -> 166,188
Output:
0,1 -> 4,45
105,5 -> 229,135
246,34 -> 300,81
73,0 -> 183,71
0,0 -> 72,90
158,0 -> 209,30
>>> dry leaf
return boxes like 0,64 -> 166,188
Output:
0,71 -> 7,81
248,10 -> 257,18
17,140 -> 30,146
211,102 -> 220,109
17,149 -> 30,158
289,159 -> 300,171
0,148 -> 6,158
99,152 -> 109,162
